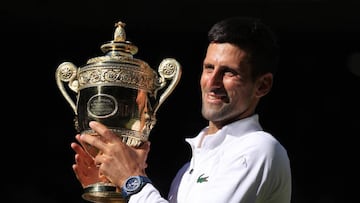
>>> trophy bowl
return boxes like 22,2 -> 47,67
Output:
55,21 -> 181,202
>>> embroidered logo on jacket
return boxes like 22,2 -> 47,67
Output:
197,173 -> 209,183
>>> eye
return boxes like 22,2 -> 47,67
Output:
223,68 -> 238,77
203,64 -> 214,73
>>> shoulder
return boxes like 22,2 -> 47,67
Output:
228,131 -> 284,151
247,131 -> 286,153
224,131 -> 289,165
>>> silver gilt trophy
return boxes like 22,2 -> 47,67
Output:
55,21 -> 182,202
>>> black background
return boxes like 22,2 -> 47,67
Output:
3,0 -> 359,202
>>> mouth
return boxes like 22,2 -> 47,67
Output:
205,92 -> 228,104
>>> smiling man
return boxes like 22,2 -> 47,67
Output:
72,16 -> 292,203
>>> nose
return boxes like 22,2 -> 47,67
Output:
207,70 -> 223,87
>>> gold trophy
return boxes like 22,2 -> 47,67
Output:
55,21 -> 181,202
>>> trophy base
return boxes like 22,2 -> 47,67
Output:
82,183 -> 126,203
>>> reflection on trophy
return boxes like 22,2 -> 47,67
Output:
55,21 -> 182,202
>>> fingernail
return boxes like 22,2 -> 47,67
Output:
89,121 -> 96,127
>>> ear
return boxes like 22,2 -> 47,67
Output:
255,73 -> 273,98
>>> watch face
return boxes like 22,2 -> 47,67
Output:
125,176 -> 141,192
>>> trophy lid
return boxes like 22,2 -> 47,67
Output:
86,21 -> 143,63
100,21 -> 138,57
78,21 -> 160,94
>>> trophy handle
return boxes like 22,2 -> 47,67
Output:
55,62 -> 79,114
153,58 -> 182,114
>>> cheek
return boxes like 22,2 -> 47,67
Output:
229,90 -> 251,110
226,82 -> 252,101
200,74 -> 207,88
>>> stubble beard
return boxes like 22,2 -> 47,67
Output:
201,100 -> 233,122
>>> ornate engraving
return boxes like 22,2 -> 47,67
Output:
78,66 -> 159,92
57,62 -> 77,81
159,59 -> 178,79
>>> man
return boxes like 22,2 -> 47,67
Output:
71,16 -> 292,203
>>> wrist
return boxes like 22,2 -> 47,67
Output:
121,175 -> 152,199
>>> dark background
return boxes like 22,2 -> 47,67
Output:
3,0 -> 359,202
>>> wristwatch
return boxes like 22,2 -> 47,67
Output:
121,175 -> 152,199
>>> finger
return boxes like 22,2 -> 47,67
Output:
74,152 -> 94,169
135,141 -> 151,169
98,170 -> 109,183
75,134 -> 81,142
73,135 -> 94,156
89,121 -> 118,140
80,132 -> 106,150
71,142 -> 85,155
72,164 -> 97,188
137,141 -> 151,158
139,141 -> 151,152
94,155 -> 102,167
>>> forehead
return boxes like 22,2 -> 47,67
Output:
204,43 -> 248,67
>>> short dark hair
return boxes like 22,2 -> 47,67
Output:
208,17 -> 279,80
